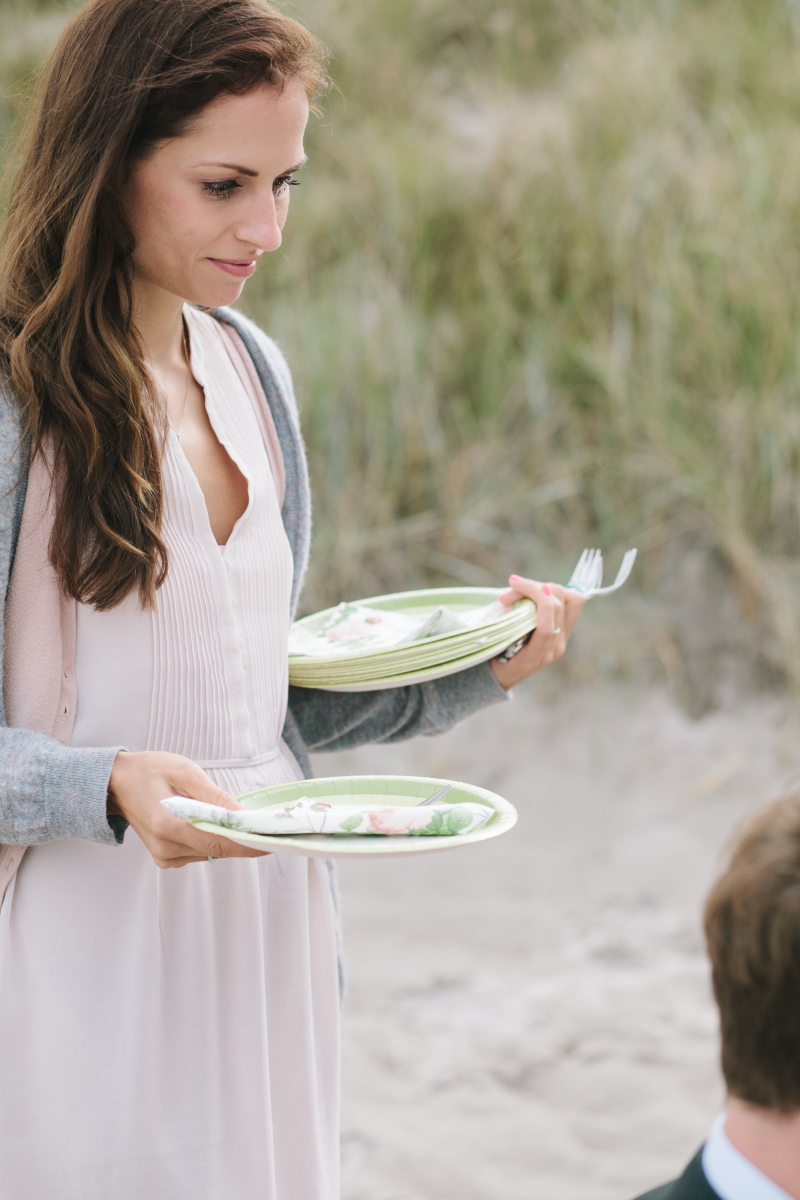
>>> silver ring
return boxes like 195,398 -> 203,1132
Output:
207,855 -> 216,862
553,627 -> 562,636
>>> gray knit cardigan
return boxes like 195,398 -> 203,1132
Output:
0,306 -> 507,848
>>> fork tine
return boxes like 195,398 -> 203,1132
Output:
416,783 -> 454,807
591,548 -> 638,595
567,548 -> 591,589
568,548 -> 599,591
619,548 -> 636,583
580,549 -> 601,591
611,548 -> 635,586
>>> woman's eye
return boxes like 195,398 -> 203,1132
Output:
202,179 -> 242,200
273,175 -> 300,195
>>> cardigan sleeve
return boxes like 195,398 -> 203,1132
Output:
0,728 -> 123,846
286,660 -> 510,754
0,395 -> 124,847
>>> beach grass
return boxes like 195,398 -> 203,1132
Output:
3,0 -> 800,706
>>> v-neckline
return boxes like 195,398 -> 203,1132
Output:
168,424 -> 252,553
168,315 -> 253,552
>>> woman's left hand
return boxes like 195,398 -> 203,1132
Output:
490,574 -> 587,690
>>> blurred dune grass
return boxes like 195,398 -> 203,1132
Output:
4,0 -> 800,710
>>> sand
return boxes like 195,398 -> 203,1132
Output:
309,679 -> 800,1200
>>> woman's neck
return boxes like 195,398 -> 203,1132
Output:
132,276 -> 186,370
725,1097 -> 800,1198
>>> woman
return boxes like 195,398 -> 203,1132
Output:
0,1 -> 585,1197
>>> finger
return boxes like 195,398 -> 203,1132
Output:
167,762 -> 244,811
155,765 -> 268,857
150,801 -> 269,861
498,588 -> 523,607
518,581 -> 560,636
508,574 -> 539,597
515,580 -> 574,606
162,855 -> 209,868
546,594 -> 565,624
155,841 -> 267,868
158,849 -> 263,869
562,589 -> 588,634
508,576 -> 555,605
505,576 -> 555,607
156,835 -> 269,865
520,598 -> 564,653
177,823 -> 269,859
510,578 -> 572,634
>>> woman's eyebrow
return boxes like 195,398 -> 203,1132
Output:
193,157 -> 308,177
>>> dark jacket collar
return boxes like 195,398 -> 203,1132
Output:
635,1149 -> 721,1200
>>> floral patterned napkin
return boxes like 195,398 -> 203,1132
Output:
161,795 -> 493,837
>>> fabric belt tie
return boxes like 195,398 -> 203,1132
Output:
193,747 -> 282,770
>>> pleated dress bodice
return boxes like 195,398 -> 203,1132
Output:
70,303 -> 300,793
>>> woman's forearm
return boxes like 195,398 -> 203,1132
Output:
287,659 -> 509,754
0,727 -> 122,845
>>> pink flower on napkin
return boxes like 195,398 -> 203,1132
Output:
368,808 -> 430,835
326,616 -> 382,642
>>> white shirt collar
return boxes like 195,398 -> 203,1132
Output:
702,1113 -> 795,1200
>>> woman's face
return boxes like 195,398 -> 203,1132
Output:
124,81 -> 309,308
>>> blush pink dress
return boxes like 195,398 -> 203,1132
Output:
0,306 -> 340,1200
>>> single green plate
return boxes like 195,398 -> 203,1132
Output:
190,774 -> 518,859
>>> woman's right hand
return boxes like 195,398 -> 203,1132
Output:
108,750 -> 269,868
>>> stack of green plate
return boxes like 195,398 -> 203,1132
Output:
288,586 -> 537,692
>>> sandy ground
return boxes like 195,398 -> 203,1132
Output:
310,678 -> 800,1200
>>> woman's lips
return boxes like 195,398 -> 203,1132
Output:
208,258 -> 257,278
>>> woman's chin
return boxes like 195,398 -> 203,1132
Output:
186,280 -> 248,309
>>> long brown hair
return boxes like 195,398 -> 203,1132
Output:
0,0 -> 327,609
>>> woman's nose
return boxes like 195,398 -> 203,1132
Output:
235,198 -> 282,253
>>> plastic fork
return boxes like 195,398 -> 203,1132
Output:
497,548 -> 637,663
415,783 -> 454,807
567,548 -> 638,598
567,548 -> 604,593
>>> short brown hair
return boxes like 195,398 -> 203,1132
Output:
704,789 -> 800,1111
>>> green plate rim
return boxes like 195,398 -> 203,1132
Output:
188,774 -> 518,859
289,587 -> 535,664
289,634 -> 522,691
288,607 -> 535,674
